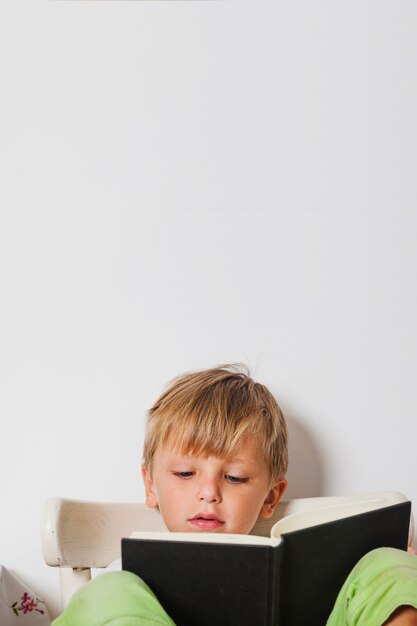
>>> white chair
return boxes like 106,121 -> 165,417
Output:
41,491 -> 413,610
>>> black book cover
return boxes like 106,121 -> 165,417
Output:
122,501 -> 411,626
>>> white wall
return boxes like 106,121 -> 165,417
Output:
1,0 -> 417,618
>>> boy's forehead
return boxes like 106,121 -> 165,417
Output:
158,436 -> 267,466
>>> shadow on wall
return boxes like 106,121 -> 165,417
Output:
284,414 -> 327,500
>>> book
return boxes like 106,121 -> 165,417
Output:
122,499 -> 411,626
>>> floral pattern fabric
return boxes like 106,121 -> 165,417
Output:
0,565 -> 51,625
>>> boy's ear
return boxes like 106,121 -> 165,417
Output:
259,479 -> 288,519
141,464 -> 159,509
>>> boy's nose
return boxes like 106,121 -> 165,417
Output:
197,478 -> 222,503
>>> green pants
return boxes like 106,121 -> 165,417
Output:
326,548 -> 417,626
52,572 -> 175,626
53,548 -> 417,626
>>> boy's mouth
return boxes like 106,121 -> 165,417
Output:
188,514 -> 225,530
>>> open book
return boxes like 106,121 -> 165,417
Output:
122,500 -> 411,626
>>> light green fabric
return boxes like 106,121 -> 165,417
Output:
52,571 -> 176,626
326,548 -> 417,626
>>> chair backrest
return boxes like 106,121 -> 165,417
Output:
42,491 -> 413,609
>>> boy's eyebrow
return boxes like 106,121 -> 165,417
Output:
227,457 -> 259,466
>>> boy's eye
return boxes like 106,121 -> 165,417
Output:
173,471 -> 194,479
225,475 -> 248,484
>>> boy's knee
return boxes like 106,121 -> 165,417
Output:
52,571 -> 176,626
327,549 -> 417,626
352,548 -> 413,579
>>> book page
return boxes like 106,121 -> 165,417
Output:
130,530 -> 279,546
270,498 -> 386,539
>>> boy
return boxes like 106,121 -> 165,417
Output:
141,364 -> 288,536
53,365 -> 417,626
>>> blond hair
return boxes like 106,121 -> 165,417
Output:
143,365 -> 288,484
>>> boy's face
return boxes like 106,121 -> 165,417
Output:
142,437 -> 287,535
